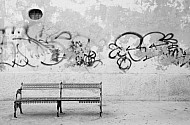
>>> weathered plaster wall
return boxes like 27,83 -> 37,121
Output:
0,0 -> 190,101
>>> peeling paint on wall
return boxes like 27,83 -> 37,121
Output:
0,0 -> 190,73
1,0 -> 190,102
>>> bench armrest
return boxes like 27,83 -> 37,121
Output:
15,88 -> 22,100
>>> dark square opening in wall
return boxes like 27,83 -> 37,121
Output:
28,9 -> 43,20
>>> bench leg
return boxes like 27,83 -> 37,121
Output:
100,106 -> 102,117
18,102 -> 23,114
14,102 -> 18,118
100,102 -> 102,117
60,101 -> 63,113
59,101 -> 63,113
57,101 -> 60,117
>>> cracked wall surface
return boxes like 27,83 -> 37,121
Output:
1,0 -> 190,101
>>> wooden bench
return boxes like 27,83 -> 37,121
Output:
14,82 -> 102,118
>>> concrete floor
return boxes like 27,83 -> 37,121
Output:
0,100 -> 190,125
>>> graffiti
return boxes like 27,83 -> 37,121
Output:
69,38 -> 102,67
109,31 -> 190,70
0,25 -> 103,70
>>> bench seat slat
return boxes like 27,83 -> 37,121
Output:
16,97 -> 100,102
60,97 -> 100,101
62,84 -> 101,88
22,83 -> 60,90
22,87 -> 60,90
22,83 -> 60,86
16,97 -> 60,102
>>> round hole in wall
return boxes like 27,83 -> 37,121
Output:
28,9 -> 43,20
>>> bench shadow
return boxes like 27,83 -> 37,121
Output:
60,110 -> 116,119
18,112 -> 56,118
9,109 -> 115,120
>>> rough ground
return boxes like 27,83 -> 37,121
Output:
0,100 -> 190,125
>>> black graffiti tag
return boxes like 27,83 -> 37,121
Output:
0,25 -> 103,70
109,31 -> 189,70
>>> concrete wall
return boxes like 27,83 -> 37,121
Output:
0,0 -> 190,101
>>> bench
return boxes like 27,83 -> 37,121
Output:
14,82 -> 102,118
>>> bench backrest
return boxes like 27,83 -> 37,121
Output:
21,83 -> 102,89
18,82 -> 102,99
62,83 -> 102,89
61,82 -> 102,98
21,83 -> 61,90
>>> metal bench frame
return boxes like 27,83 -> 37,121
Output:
14,82 -> 102,118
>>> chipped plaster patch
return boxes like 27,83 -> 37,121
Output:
143,35 -> 151,45
50,12 -> 60,24
99,0 -> 158,13
178,41 -> 189,50
50,0 -> 93,16
167,0 -> 188,12
50,0 -> 159,18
